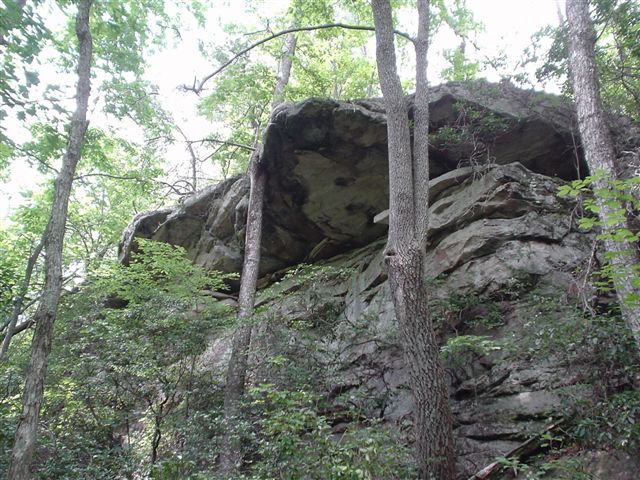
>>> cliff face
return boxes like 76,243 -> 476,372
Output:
238,163 -> 600,478
119,81 -> 639,478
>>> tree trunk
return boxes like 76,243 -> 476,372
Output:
565,0 -> 640,350
151,405 -> 163,464
219,147 -> 266,473
371,1 -> 456,479
219,30 -> 297,474
271,31 -> 296,109
7,2 -> 93,478
1,240 -> 43,360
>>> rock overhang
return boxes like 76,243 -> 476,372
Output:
119,80 -> 588,275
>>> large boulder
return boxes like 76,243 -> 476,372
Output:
119,81 -> 587,274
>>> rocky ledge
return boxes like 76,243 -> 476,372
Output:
119,81 -> 589,275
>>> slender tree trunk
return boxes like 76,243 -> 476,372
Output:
565,0 -> 640,349
151,406 -> 163,464
271,31 -> 296,109
219,32 -> 296,474
219,147 -> 266,472
1,240 -> 43,360
371,1 -> 455,479
7,2 -> 93,478
413,0 -> 430,245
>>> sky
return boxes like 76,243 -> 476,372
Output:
145,0 -> 564,126
1,0 -> 566,221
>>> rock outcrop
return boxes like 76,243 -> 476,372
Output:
119,81 -> 638,478
237,162 -> 600,478
119,81 -> 586,275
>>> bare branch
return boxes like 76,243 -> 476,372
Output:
183,23 -> 413,94
189,138 -> 254,152
74,172 -> 149,182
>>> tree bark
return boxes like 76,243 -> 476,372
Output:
1,239 -> 43,360
413,0 -> 430,245
7,1 -> 93,478
565,0 -> 640,350
219,30 -> 296,474
271,32 -> 296,109
219,147 -> 266,473
371,1 -> 456,479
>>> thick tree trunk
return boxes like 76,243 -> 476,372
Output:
371,1 -> 456,479
220,31 -> 296,474
566,0 -> 640,349
7,2 -> 93,478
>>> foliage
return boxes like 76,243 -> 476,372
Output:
558,171 -> 640,305
428,100 -> 512,166
533,0 -> 640,119
197,59 -> 275,175
3,0 -> 640,477
435,0 -> 482,81
517,291 -> 638,391
441,46 -> 480,81
0,124 -> 165,334
240,384 -> 415,480
196,0 -> 383,178
428,280 -> 505,332
496,454 -> 591,480
95,238 -> 231,302
0,0 -> 50,150
492,391 -> 640,479
258,263 -> 351,330
0,334 -> 31,475
441,334 -> 503,360
0,239 -> 233,478
570,390 -> 640,451
0,224 -> 40,322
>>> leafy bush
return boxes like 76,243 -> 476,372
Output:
441,335 -> 503,359
570,390 -> 640,452
558,171 -> 640,306
0,239 -> 234,478
241,384 -> 415,480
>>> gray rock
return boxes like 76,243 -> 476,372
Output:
119,81 -> 587,274
116,81 -> 638,479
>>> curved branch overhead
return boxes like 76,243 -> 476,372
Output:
182,23 -> 414,94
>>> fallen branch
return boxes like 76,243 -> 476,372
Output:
467,418 -> 568,480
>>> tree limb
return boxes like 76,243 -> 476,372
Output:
189,137 -> 254,152
183,23 -> 413,94
0,239 -> 43,360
